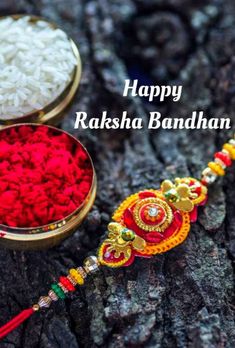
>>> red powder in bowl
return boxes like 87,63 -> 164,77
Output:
0,125 -> 93,228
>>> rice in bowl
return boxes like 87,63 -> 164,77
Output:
0,16 -> 77,120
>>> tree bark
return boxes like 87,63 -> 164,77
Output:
0,0 -> 235,347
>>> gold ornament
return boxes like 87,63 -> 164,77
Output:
104,222 -> 146,259
161,178 -> 198,212
133,197 -> 173,232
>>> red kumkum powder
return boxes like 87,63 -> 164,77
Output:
0,125 -> 93,228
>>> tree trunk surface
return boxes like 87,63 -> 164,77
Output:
0,0 -> 235,347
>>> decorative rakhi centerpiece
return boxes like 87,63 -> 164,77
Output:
99,177 -> 207,267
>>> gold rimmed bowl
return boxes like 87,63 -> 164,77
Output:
0,15 -> 82,126
0,124 -> 97,250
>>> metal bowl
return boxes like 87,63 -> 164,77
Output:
0,15 -> 82,126
0,124 -> 97,250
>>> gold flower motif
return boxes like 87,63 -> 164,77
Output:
161,178 -> 198,212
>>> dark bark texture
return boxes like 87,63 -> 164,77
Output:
0,0 -> 235,347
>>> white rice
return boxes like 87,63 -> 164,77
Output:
0,16 -> 77,119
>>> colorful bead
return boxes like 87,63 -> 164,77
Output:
51,284 -> 66,299
67,275 -> 77,286
69,269 -> 84,285
48,290 -> 58,301
76,267 -> 87,279
201,167 -> 217,185
58,282 -> 69,293
164,188 -> 179,203
223,143 -> 235,160
83,256 -> 99,274
214,158 -> 226,169
38,296 -> 52,308
201,138 -> 235,184
121,228 -> 135,242
59,276 -> 75,292
208,162 -> 225,176
215,151 -> 232,167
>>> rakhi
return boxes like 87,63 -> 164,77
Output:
0,135 -> 234,340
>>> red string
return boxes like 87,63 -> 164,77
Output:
0,308 -> 34,340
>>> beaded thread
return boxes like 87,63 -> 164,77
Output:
34,135 -> 234,304
0,136 -> 234,341
201,136 -> 235,185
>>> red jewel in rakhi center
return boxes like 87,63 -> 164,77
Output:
134,198 -> 173,231
143,204 -> 165,222
98,177 -> 208,267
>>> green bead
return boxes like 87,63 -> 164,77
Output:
51,284 -> 59,294
121,228 -> 135,241
51,284 -> 66,300
164,189 -> 179,203
58,291 -> 66,300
